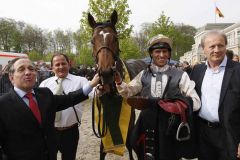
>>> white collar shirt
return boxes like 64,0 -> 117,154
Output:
199,56 -> 227,122
39,73 -> 89,127
14,87 -> 37,107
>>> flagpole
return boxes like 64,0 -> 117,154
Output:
214,1 -> 216,23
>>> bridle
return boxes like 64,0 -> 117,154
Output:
91,23 -> 120,68
91,24 -> 122,138
91,23 -> 122,87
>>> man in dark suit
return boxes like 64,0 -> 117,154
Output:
0,57 -> 99,160
191,30 -> 240,160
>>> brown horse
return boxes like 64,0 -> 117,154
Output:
88,10 -> 147,160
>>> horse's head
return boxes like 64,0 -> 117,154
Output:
88,10 -> 121,88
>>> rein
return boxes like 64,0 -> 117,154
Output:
92,59 -> 127,138
92,88 -> 108,138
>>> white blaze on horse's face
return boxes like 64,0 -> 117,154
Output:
99,31 -> 110,44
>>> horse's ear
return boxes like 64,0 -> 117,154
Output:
110,10 -> 118,26
88,13 -> 96,29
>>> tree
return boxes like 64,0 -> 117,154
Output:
137,12 -> 196,60
80,0 -> 132,40
22,25 -> 48,54
76,46 -> 94,66
0,18 -> 19,51
120,37 -> 143,60
172,24 -> 196,60
74,0 -> 133,65
28,50 -> 43,61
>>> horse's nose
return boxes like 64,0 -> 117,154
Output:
100,68 -> 114,84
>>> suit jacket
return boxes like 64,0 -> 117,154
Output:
0,87 -> 88,160
191,59 -> 240,159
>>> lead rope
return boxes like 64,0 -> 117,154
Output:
92,88 -> 107,138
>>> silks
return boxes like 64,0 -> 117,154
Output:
93,60 -> 131,156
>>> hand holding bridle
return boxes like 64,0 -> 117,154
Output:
114,71 -> 122,85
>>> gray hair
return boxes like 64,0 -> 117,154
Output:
200,30 -> 227,48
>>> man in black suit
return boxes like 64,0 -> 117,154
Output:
0,57 -> 99,160
191,30 -> 240,160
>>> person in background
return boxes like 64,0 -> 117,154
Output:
182,61 -> 192,75
226,49 -> 234,60
0,57 -> 99,160
40,53 -> 89,160
232,54 -> 239,62
0,64 -> 13,96
113,34 -> 200,160
190,30 -> 240,160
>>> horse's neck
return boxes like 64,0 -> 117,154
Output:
124,59 -> 148,80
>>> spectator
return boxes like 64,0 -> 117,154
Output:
0,57 -> 99,160
182,61 -> 192,75
232,54 -> 239,62
191,30 -> 240,159
39,53 -> 91,160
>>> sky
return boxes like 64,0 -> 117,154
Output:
0,0 -> 239,32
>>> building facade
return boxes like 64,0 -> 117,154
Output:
180,23 -> 240,64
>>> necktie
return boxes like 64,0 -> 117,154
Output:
25,92 -> 42,124
55,78 -> 64,95
55,78 -> 64,122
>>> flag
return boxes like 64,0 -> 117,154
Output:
215,7 -> 224,17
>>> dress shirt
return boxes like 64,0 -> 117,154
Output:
199,56 -> 227,122
117,64 -> 201,111
40,73 -> 91,127
14,87 -> 37,107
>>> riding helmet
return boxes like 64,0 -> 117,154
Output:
147,34 -> 172,55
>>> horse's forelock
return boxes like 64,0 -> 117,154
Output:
94,22 -> 117,32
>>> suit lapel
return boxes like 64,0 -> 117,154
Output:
219,60 -> 234,107
197,64 -> 207,98
10,88 -> 42,127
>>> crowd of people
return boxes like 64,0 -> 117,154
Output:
0,30 -> 240,160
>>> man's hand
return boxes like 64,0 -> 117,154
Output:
114,71 -> 122,85
237,143 -> 240,159
89,73 -> 100,87
95,84 -> 106,96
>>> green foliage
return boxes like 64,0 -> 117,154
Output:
74,0 -> 134,65
120,37 -> 142,60
28,50 -> 43,61
80,0 -> 133,40
0,8 -> 196,64
75,46 -> 94,66
0,18 -> 19,52
171,24 -> 196,60
43,53 -> 54,62
137,12 -> 196,60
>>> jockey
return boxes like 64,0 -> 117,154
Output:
115,34 -> 201,160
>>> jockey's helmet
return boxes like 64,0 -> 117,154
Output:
147,34 -> 172,57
